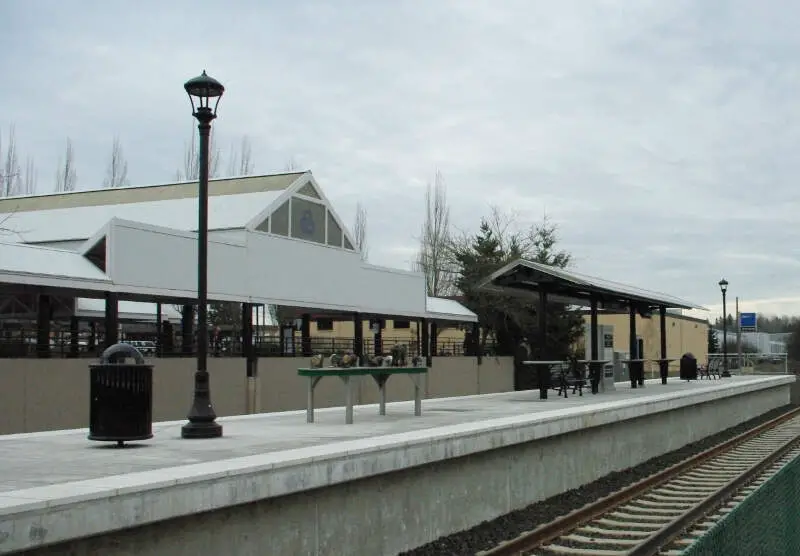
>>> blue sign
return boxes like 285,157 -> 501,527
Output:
740,312 -> 757,328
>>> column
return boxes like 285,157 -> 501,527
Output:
659,305 -> 668,384
353,312 -> 363,363
373,319 -> 383,356
104,292 -> 119,348
537,290 -> 548,399
301,313 -> 312,357
589,296 -> 601,394
69,315 -> 79,358
628,303 -> 639,388
156,303 -> 162,357
430,321 -> 438,357
181,304 -> 194,355
36,294 -> 51,359
421,318 -> 430,367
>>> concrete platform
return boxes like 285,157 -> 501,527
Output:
0,374 -> 795,555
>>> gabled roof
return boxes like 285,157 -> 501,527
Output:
0,241 -> 111,290
0,173 -> 306,244
245,173 -> 360,254
481,258 -> 706,310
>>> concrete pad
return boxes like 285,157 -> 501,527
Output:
0,375 -> 793,555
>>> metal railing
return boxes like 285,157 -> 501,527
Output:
0,328 -> 494,358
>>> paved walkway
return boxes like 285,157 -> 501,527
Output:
0,376 -> 781,495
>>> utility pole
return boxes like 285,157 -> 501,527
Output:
736,297 -> 742,370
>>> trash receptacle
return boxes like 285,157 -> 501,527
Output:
680,352 -> 698,381
88,343 -> 153,447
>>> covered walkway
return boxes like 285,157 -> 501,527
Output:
481,258 -> 706,398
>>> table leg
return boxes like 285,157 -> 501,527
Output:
537,365 -> 549,400
307,376 -> 322,423
372,374 -> 389,415
659,360 -> 669,385
411,375 -> 422,416
343,376 -> 353,424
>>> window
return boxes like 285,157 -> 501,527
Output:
290,196 -> 326,244
255,216 -> 270,233
327,211 -> 342,247
297,182 -> 321,199
271,201 -> 290,236
84,237 -> 107,271
393,320 -> 410,329
316,318 -> 333,331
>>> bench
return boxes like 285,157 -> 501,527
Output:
700,358 -> 722,380
297,366 -> 427,424
550,361 -> 587,398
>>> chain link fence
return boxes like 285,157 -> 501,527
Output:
683,453 -> 800,555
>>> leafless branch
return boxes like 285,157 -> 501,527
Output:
284,157 -> 299,171
54,138 -> 76,192
226,135 -> 255,177
353,202 -> 368,261
414,170 -> 458,296
21,156 -> 36,195
1,125 -> 20,197
102,136 -> 130,188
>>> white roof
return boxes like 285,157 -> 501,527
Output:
0,241 -> 110,283
426,296 -> 477,322
1,190 -> 283,244
75,298 -> 183,322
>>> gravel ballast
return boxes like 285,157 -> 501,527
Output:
398,404 -> 797,556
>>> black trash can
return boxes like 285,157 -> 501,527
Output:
88,343 -> 153,446
680,352 -> 698,381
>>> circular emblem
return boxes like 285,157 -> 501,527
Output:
299,210 -> 315,236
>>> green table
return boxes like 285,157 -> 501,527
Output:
297,367 -> 428,424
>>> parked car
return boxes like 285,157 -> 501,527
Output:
122,340 -> 157,356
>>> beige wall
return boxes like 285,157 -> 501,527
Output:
582,312 -> 708,374
311,319 -> 465,354
0,356 -> 514,435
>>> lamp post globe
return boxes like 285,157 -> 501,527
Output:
181,70 -> 224,439
718,279 -> 730,378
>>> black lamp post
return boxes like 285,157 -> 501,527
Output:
719,278 -> 731,378
181,70 -> 224,439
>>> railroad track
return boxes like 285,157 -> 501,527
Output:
478,407 -> 800,556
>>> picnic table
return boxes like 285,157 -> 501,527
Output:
297,366 -> 427,424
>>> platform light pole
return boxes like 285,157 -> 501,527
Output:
719,278 -> 731,378
181,70 -> 224,439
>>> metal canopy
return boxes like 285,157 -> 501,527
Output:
480,259 -> 706,311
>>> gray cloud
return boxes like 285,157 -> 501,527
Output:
3,0 -> 800,317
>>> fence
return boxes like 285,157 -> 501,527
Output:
708,353 -> 790,375
0,327 -> 495,359
682,454 -> 800,555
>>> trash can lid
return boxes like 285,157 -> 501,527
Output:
99,342 -> 146,365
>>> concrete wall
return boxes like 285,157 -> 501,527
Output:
16,379 -> 792,556
0,356 -> 514,434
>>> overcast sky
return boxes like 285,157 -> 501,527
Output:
2,0 -> 800,320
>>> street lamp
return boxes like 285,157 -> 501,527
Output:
719,278 -> 731,378
181,70 -> 224,439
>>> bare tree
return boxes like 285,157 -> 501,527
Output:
0,125 -> 20,197
414,170 -> 457,296
102,136 -> 130,188
353,202 -> 369,261
175,127 -> 220,181
227,136 -> 255,176
284,157 -> 299,171
21,156 -> 36,194
54,138 -> 77,192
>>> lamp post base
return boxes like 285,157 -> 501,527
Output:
181,420 -> 223,439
